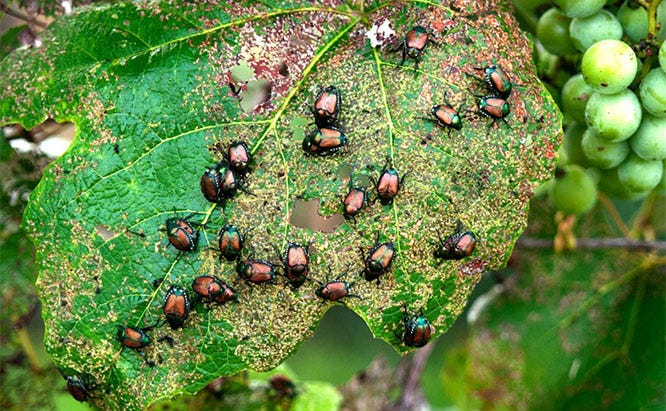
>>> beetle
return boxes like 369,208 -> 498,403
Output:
433,224 -> 477,260
316,268 -> 362,302
281,242 -> 310,288
473,95 -> 510,128
430,104 -> 463,130
302,127 -> 347,156
342,184 -> 369,223
375,161 -> 406,205
312,85 -> 342,128
396,26 -> 436,71
469,64 -> 519,99
163,286 -> 191,329
200,166 -> 224,203
421,93 -> 464,133
400,306 -> 435,348
359,238 -> 396,283
269,374 -> 298,399
165,213 -> 199,252
66,376 -> 90,402
118,326 -> 151,349
64,375 -> 94,402
227,141 -> 252,173
117,325 -> 156,366
219,165 -> 242,199
192,275 -> 224,302
236,258 -> 278,284
218,224 -> 244,261
215,281 -> 236,304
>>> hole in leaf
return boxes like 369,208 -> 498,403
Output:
290,199 -> 344,233
95,224 -> 116,240
229,62 -> 254,83
240,79 -> 272,113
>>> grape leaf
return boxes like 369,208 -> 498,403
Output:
0,0 -> 561,408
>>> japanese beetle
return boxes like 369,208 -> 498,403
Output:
202,162 -> 251,202
316,269 -> 362,302
400,306 -> 435,348
219,164 -> 242,199
397,26 -> 435,71
360,239 -> 396,283
165,214 -> 199,252
118,326 -> 151,349
302,127 -> 347,156
192,275 -> 223,302
215,281 -> 236,304
423,93 -> 464,133
312,85 -> 342,128
281,242 -> 310,288
375,161 -> 406,205
342,184 -> 369,223
65,375 -> 92,402
236,258 -> 278,284
433,223 -> 477,260
163,286 -> 191,329
474,95 -> 510,127
269,374 -> 298,399
470,64 -> 518,99
227,141 -> 251,173
218,224 -> 244,261
430,104 -> 462,130
117,325 -> 156,366
201,166 -> 224,203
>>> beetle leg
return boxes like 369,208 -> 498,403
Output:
399,45 -> 407,66
237,181 -> 256,196
136,350 -> 155,367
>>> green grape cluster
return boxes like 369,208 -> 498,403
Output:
525,0 -> 666,214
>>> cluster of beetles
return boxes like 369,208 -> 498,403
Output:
63,23 -> 523,402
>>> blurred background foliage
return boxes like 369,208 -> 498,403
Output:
1,0 -> 664,410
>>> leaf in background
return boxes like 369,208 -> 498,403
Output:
0,0 -> 561,408
443,199 -> 666,409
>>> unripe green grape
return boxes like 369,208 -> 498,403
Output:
557,145 -> 570,166
638,68 -> 666,117
537,8 -> 578,56
549,165 -> 598,215
585,89 -> 642,142
660,41 -> 666,73
512,0 -> 552,16
658,1 -> 666,42
616,1 -> 648,43
561,73 -> 595,123
617,153 -> 664,193
581,127 -> 630,168
552,0 -> 605,18
582,40 -> 637,94
563,123 -> 590,165
629,114 -> 666,161
569,10 -> 622,52
598,167 -> 652,200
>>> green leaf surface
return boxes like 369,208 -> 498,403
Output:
1,0 -> 561,408
444,199 -> 666,409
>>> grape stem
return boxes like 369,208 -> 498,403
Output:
516,237 -> 666,251
0,3 -> 48,28
389,343 -> 434,411
597,193 -> 631,236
